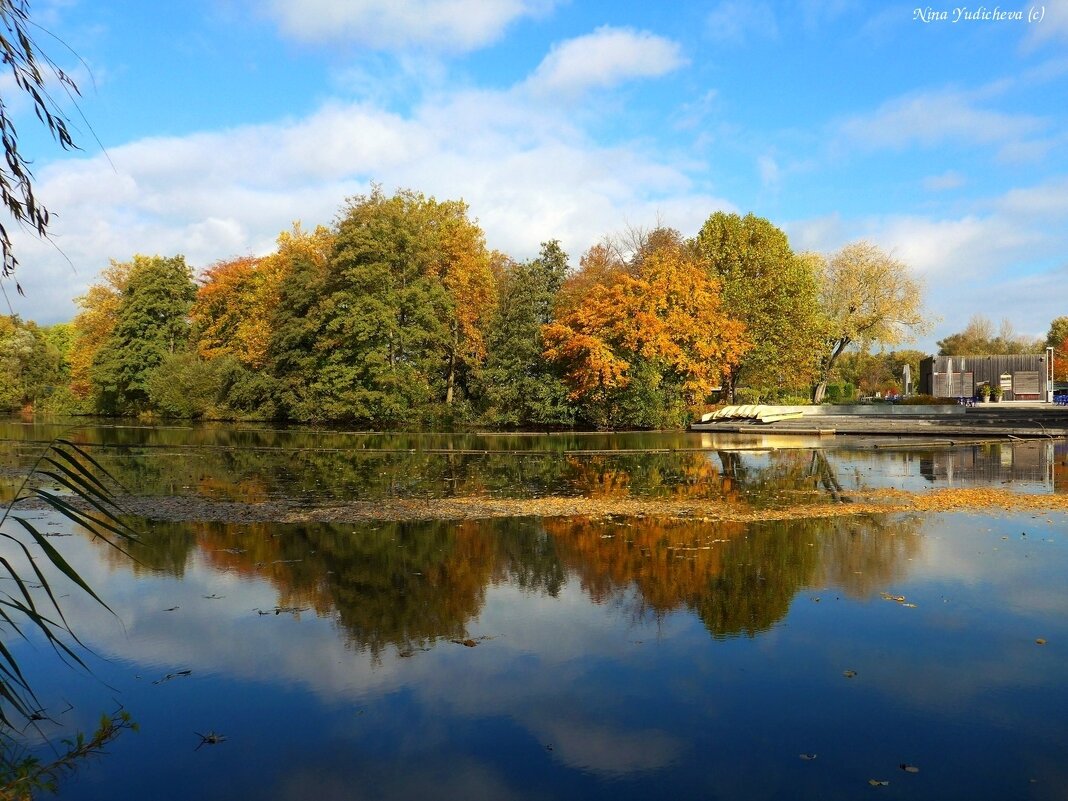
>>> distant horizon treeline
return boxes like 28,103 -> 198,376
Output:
2,187 -> 1065,426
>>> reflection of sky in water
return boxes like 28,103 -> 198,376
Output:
4,500 -> 1067,801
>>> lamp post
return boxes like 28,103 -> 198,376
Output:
1047,346 -> 1055,404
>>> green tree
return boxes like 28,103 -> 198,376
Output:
693,213 -> 824,402
481,241 -> 575,427
834,348 -> 926,398
264,246 -> 329,419
1045,316 -> 1068,349
938,315 -> 1042,355
0,315 -> 64,410
299,188 -> 493,424
145,352 -> 231,418
90,255 -> 197,414
812,242 -> 927,404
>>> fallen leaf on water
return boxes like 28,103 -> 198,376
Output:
843,669 -> 857,678
868,779 -> 889,787
902,603 -> 918,608
899,763 -> 920,773
799,753 -> 818,760
1035,638 -> 1047,645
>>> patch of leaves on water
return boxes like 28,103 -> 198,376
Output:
255,606 -> 309,617
152,669 -> 192,685
194,730 -> 226,751
450,635 -> 494,648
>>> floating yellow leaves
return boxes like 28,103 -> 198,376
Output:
1036,638 -> 1047,645
843,669 -> 857,678
53,483 -> 1068,526
900,764 -> 920,773
868,779 -> 889,787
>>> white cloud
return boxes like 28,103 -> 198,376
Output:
840,87 -> 1045,150
757,154 -> 780,189
995,178 -> 1068,217
5,76 -> 729,323
1023,0 -> 1068,48
525,27 -> 685,96
706,0 -> 778,43
922,171 -> 966,191
786,178 -> 1068,348
262,0 -> 556,52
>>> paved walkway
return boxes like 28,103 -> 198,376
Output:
691,405 -> 1068,439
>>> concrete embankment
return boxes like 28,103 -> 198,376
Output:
690,403 -> 1068,439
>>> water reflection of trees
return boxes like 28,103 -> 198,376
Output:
545,513 -> 921,638
82,444 -> 877,511
93,509 -> 920,651
69,440 -> 936,648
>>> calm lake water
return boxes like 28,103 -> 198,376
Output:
2,420 -> 1067,800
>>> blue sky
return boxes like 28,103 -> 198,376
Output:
4,0 -> 1067,350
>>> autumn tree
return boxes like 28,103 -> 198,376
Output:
1048,316 -> 1068,383
68,260 -> 133,400
191,256 -> 261,362
834,348 -> 925,398
938,315 -> 1043,356
693,212 -> 824,401
543,231 -> 749,428
1046,317 -> 1068,350
298,187 -> 495,423
192,224 -> 334,372
90,255 -> 197,413
428,206 -> 496,406
481,241 -> 574,427
812,241 -> 927,404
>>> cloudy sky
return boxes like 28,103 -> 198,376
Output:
3,0 -> 1067,350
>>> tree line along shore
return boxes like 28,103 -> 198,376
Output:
3,187 -> 1067,429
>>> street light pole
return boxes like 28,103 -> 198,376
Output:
1047,346 -> 1055,403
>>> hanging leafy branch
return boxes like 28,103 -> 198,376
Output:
0,438 -> 138,727
0,0 -> 82,292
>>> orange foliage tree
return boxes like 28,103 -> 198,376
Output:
68,260 -> 133,399
543,234 -> 749,423
191,223 -> 333,369
1053,336 -> 1068,383
429,207 -> 496,405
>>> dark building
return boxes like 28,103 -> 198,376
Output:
919,354 -> 1051,401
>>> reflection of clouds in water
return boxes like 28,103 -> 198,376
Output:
13,524 -> 689,779
17,526 -> 406,702
912,513 -> 1068,614
527,714 -> 684,775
